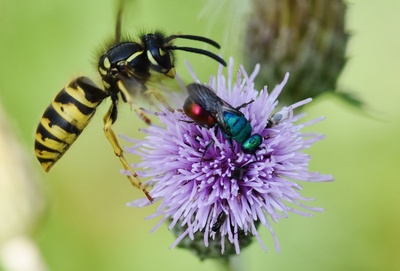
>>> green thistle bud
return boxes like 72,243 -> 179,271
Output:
244,0 -> 360,107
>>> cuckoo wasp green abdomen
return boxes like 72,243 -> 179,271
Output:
34,2 -> 226,202
183,83 -> 262,155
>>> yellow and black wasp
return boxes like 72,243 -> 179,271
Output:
34,1 -> 226,202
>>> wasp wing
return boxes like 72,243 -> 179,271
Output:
116,71 -> 184,112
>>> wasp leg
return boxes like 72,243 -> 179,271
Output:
114,0 -> 127,43
131,102 -> 152,125
115,80 -> 152,125
103,103 -> 153,202
143,87 -> 174,112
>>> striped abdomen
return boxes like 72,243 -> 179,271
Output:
35,77 -> 108,172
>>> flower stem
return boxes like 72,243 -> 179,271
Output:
216,256 -> 243,271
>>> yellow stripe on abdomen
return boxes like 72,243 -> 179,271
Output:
34,77 -> 108,171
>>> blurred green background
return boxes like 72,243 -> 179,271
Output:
0,0 -> 399,270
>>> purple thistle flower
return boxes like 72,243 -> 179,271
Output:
125,58 -> 333,258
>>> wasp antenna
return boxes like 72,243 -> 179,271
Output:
170,46 -> 227,66
166,35 -> 221,49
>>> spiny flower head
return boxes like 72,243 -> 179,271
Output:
125,58 -> 333,259
243,0 -> 362,107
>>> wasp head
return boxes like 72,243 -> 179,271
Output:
143,33 -> 176,79
143,31 -> 227,79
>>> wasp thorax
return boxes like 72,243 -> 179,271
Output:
98,42 -> 152,85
